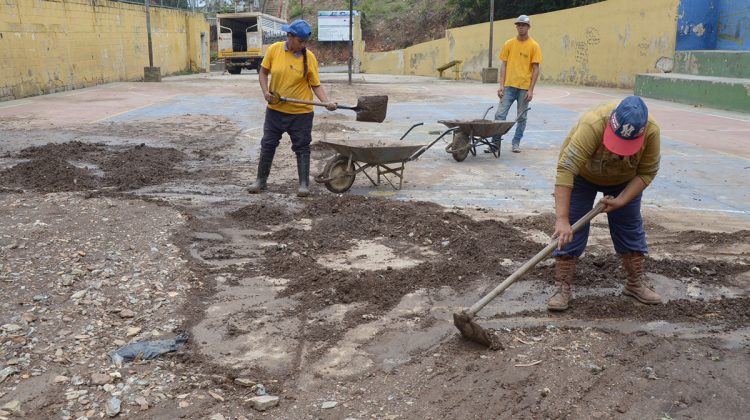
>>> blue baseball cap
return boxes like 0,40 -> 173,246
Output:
603,96 -> 649,156
282,19 -> 312,40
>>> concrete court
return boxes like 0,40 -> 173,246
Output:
1,71 -> 748,231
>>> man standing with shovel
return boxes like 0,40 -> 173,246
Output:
548,96 -> 663,311
248,19 -> 337,197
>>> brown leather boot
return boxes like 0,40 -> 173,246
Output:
547,256 -> 577,311
621,252 -> 662,304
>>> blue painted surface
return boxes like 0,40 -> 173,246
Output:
677,0 -> 750,51
106,95 -> 267,130
365,97 -> 750,222
677,0 -> 719,50
100,89 -> 750,222
717,0 -> 750,50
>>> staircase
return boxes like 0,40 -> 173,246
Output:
262,0 -> 287,20
635,51 -> 750,113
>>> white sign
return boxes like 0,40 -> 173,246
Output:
317,11 -> 359,42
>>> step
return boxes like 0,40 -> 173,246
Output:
634,73 -> 750,113
674,50 -> 750,79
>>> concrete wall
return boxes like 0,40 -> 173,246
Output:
0,0 -> 209,101
362,0 -> 680,89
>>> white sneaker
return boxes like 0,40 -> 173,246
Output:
512,145 -> 521,153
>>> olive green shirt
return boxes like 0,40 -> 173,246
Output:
556,102 -> 661,188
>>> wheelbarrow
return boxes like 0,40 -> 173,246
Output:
439,106 -> 530,162
315,123 -> 458,193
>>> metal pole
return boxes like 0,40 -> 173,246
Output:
488,0 -> 494,68
347,1 -> 353,84
348,0 -> 353,85
300,0 -> 303,20
146,0 -> 154,67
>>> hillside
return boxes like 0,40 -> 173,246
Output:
287,0 -> 605,64
294,0 -> 451,64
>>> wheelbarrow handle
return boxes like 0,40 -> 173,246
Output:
515,107 -> 531,121
465,201 -> 606,317
408,127 -> 458,161
482,106 -> 530,122
399,122 -> 424,140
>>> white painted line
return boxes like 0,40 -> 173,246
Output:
580,90 -> 622,99
539,90 -> 571,101
88,95 -> 177,124
662,108 -> 750,124
0,101 -> 33,109
661,129 -> 750,133
644,204 -> 750,215
572,90 -> 750,124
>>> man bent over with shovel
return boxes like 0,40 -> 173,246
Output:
548,96 -> 662,311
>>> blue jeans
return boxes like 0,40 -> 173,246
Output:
492,86 -> 529,148
552,176 -> 648,258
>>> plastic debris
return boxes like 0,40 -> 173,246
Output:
251,383 -> 267,396
110,332 -> 188,366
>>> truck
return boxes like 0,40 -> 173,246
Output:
216,12 -> 287,75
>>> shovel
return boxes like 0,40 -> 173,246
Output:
269,92 -> 388,123
453,202 -> 606,348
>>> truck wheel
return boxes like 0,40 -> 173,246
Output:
227,67 -> 241,75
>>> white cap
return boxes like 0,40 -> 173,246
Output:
515,15 -> 530,25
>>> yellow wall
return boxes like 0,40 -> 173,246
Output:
362,0 -> 680,88
0,0 -> 209,101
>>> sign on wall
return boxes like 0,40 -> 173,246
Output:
317,11 -> 359,41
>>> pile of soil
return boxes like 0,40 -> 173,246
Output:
0,141 -> 187,192
221,194 -> 750,340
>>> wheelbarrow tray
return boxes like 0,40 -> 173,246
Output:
438,119 -> 516,138
321,140 -> 426,165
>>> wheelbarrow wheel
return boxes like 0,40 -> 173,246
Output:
322,155 -> 356,193
450,131 -> 470,162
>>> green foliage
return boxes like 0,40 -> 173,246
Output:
446,0 -> 605,27
289,5 -> 316,20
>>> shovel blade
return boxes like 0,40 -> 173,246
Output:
353,95 -> 388,123
453,311 -> 503,350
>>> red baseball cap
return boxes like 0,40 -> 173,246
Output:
603,96 -> 648,156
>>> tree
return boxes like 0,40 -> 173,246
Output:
446,0 -> 605,28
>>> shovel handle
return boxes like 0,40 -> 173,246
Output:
466,201 -> 606,317
270,92 -> 345,109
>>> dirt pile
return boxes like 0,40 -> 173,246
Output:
1,141 -> 186,192
0,94 -> 748,418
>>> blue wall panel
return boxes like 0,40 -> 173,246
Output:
676,0 -> 719,50
717,0 -> 750,50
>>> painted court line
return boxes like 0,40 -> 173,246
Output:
89,95 -> 178,123
539,90 -> 572,101
645,204 -> 750,215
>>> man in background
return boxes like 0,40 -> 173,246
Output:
491,14 -> 542,154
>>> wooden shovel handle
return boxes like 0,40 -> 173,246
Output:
466,201 -> 606,316
270,92 -> 344,109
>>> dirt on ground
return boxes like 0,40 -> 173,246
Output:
0,84 -> 748,419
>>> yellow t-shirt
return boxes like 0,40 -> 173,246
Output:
556,102 -> 661,188
499,37 -> 542,90
261,41 -> 321,114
